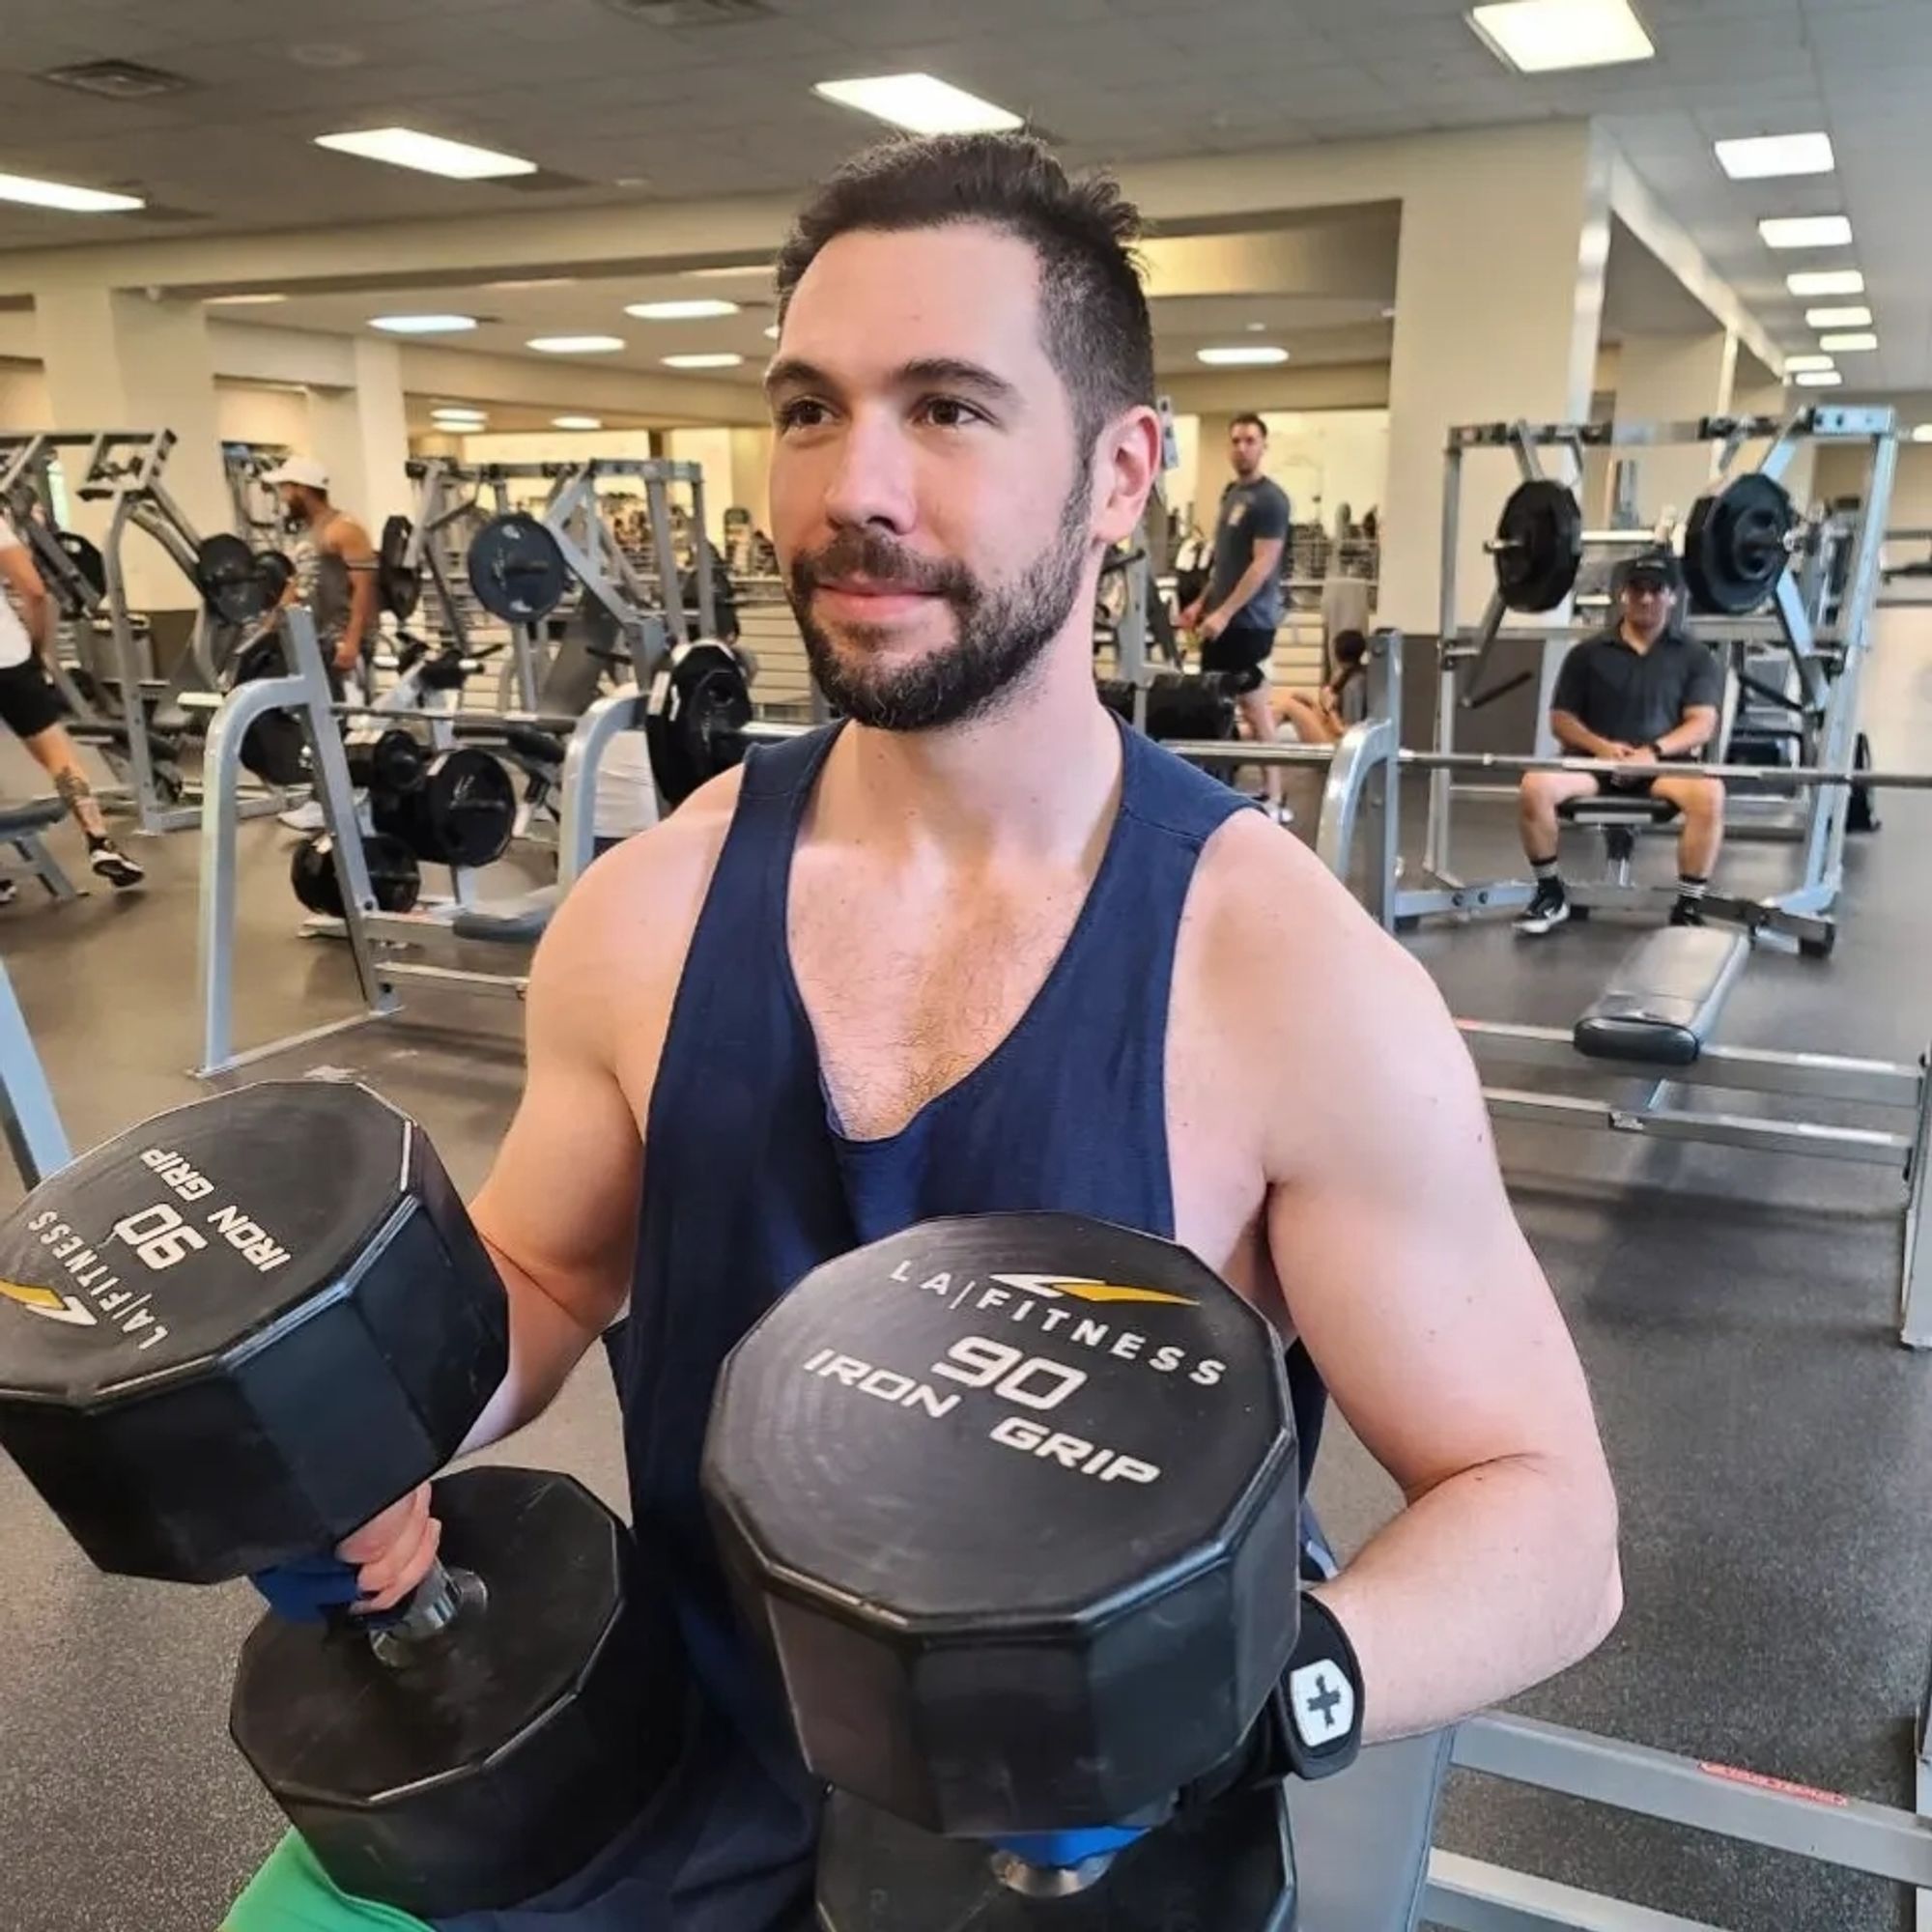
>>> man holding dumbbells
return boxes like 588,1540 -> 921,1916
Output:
0,133 -> 1619,1931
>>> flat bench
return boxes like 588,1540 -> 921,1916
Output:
1557,791 -> 1681,887
0,797 -> 76,903
1574,923 -> 1749,1067
450,884 -> 559,945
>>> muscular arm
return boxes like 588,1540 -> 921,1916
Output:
1204,534 -> 1285,630
325,515 -> 379,668
1654,705 -> 1719,758
1548,709 -> 1627,759
1226,829 -> 1620,1739
0,544 -> 51,652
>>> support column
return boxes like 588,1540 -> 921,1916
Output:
1612,329 -> 1738,527
727,425 -> 773,529
35,287 -> 229,611
306,337 -> 412,532
1380,125 -> 1613,635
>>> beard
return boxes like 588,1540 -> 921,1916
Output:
787,476 -> 1091,733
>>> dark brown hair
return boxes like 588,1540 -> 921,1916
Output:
775,132 -> 1155,451
1229,412 -> 1268,438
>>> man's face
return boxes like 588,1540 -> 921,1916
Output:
1620,577 -> 1675,639
276,482 -> 303,517
765,222 -> 1100,732
1229,422 -> 1265,479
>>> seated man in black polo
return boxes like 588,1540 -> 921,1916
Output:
1517,547 -> 1725,935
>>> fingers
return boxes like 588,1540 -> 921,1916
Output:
335,1483 -> 442,1613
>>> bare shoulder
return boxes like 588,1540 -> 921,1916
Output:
529,766 -> 745,1090
323,513 -> 375,558
1179,811 -> 1473,1169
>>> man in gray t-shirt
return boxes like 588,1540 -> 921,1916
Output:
1178,413 -> 1292,815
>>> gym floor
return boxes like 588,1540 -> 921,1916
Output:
3,616 -> 1931,1932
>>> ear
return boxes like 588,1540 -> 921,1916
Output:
1089,406 -> 1163,547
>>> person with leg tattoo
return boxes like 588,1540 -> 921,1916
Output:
0,516 -> 143,895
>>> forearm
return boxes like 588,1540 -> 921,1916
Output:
23,594 -> 49,653
342,575 -> 377,657
1654,713 -> 1716,757
457,1235 -> 611,1453
1311,1450 -> 1620,1741
1548,711 -> 1620,759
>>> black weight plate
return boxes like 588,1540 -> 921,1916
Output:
53,530 -> 105,607
344,725 -> 426,800
0,1082 -> 507,1581
703,1212 -> 1300,1835
817,1785 -> 1296,1932
467,513 -> 567,624
195,532 -> 277,625
289,832 -> 342,916
1683,473 -> 1795,615
227,634 -> 309,787
378,514 -> 422,620
292,832 -> 422,918
253,549 -> 294,604
378,749 -> 517,867
232,1466 -> 686,1918
1493,479 -> 1583,613
643,640 -> 751,810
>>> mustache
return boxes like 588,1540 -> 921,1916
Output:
790,529 -> 976,603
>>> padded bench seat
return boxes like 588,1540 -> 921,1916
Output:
0,796 -> 68,837
1556,792 -> 1681,832
1574,924 -> 1749,1067
450,885 -> 560,945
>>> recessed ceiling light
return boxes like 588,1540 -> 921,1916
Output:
1198,345 -> 1290,366
663,353 -> 745,370
812,74 -> 1023,135
1914,425 -> 1932,443
1379,305 -> 1397,321
1787,270 -> 1865,298
1245,321 -> 1267,333
1782,355 -> 1835,373
763,324 -> 781,339
1467,0 -> 1654,73
526,334 -> 625,354
488,276 -> 577,291
0,171 -> 143,213
553,414 -> 604,430
1715,131 -> 1834,181
1805,305 -> 1871,329
1820,331 -> 1878,353
1793,370 -> 1843,387
371,313 -> 478,334
624,298 -> 740,321
1759,215 -> 1854,250
205,293 -> 287,306
315,127 -> 535,181
432,411 -> 487,426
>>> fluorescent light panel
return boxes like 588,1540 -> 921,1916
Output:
685,265 -> 767,280
1805,305 -> 1870,328
0,171 -> 143,213
1198,345 -> 1289,366
1716,131 -> 1834,180
1794,370 -> 1842,387
624,298 -> 739,321
316,127 -> 535,180
763,324 -> 781,339
371,313 -> 477,334
1759,214 -> 1853,249
812,74 -> 1022,135
554,415 -> 603,430
1467,0 -> 1654,73
1820,331 -> 1878,352
488,276 -> 577,291
1914,425 -> 1932,443
663,352 -> 744,369
1782,355 -> 1835,373
526,334 -> 625,354
1787,270 -> 1864,297
205,293 -> 287,307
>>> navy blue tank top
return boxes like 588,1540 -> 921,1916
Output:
440,720 -> 1325,1932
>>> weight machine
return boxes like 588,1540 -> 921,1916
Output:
221,440 -> 291,549
1408,407 -> 1896,945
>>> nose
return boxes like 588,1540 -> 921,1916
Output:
820,404 -> 918,537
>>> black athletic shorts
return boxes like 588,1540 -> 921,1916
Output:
0,657 -> 65,741
1200,623 -> 1275,696
1594,773 -> 1656,797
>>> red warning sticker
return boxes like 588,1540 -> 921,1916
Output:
1696,1762 -> 1849,1807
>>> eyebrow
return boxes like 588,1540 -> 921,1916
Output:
763,354 -> 1022,411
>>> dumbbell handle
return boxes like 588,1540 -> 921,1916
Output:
251,1552 -> 476,1653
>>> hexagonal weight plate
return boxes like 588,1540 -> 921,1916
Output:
0,1080 -> 508,1581
702,1212 -> 1301,1836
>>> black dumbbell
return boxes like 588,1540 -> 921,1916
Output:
0,1081 -> 686,1917
703,1214 -> 1306,1927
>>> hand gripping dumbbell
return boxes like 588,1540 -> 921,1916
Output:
0,1080 -> 685,1918
704,1213 -> 1362,1929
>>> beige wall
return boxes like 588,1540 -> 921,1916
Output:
0,359 -> 49,430
213,383 -> 310,448
1173,409 -> 1388,538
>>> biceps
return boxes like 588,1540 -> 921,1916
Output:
0,550 -> 44,603
1250,537 -> 1285,573
469,1046 -> 642,1329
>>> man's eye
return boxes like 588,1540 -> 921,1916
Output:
919,397 -> 984,430
777,399 -> 832,431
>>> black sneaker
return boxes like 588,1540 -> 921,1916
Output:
1669,899 -> 1706,928
0,877 -> 16,907
89,841 -> 145,890
1515,880 -> 1570,936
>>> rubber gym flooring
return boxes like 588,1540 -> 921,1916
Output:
3,612 -> 1931,1932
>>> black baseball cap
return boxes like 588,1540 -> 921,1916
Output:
1619,547 -> 1683,594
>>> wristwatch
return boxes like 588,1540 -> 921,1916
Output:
1280,1593 -> 1364,1779
1647,740 -> 1666,758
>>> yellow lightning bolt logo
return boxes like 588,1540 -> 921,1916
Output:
990,1273 -> 1197,1307
0,1279 -> 97,1325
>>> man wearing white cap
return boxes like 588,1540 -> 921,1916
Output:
265,456 -> 379,694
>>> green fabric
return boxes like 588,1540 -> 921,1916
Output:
222,1833 -> 433,1932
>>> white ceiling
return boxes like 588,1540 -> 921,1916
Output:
0,0 -> 1924,382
